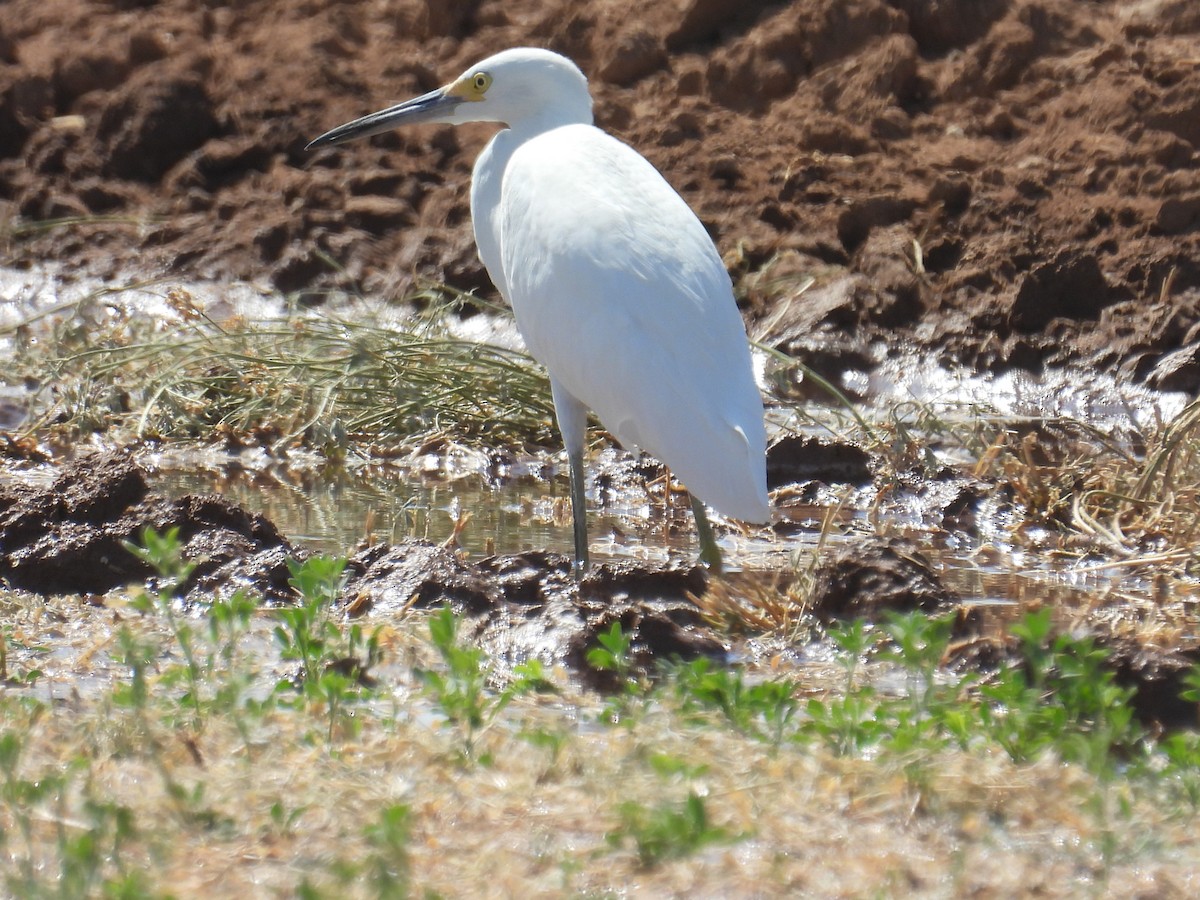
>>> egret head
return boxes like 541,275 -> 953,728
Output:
307,48 -> 593,150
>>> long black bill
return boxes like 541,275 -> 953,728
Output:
306,88 -> 462,150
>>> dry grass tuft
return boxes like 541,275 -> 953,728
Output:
694,571 -> 811,637
8,288 -> 556,453
1071,398 -> 1200,573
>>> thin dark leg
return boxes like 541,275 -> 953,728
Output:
567,444 -> 590,577
690,494 -> 723,574
551,378 -> 590,579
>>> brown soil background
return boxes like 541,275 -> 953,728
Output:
1,0 -> 1199,387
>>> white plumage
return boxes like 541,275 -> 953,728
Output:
308,47 -> 769,571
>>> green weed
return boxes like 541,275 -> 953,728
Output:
1,626 -> 46,687
518,725 -> 571,768
123,527 -> 259,739
667,657 -> 798,747
111,627 -> 157,725
363,803 -> 414,898
0,732 -> 153,898
878,611 -> 975,756
417,605 -> 553,762
125,526 -> 203,728
273,555 -> 383,745
805,617 -> 885,755
979,609 -> 1141,773
306,803 -> 416,899
587,620 -> 647,725
606,792 -> 740,869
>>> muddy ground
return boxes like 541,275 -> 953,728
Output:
3,451 -> 1195,727
6,10 -> 1200,888
1,0 -> 1198,387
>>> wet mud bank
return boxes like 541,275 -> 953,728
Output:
0,450 -> 293,599
2,450 -> 1195,728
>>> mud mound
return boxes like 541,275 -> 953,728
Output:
346,540 -> 723,685
3,451 -> 1195,716
810,535 -> 956,619
1,0 -> 1198,380
766,435 -> 873,487
0,450 -> 293,597
0,449 -> 725,675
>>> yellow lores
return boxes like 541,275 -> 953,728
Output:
309,48 -> 769,574
451,71 -> 493,100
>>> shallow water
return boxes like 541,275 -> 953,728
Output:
146,445 -> 781,568
140,444 -> 1200,633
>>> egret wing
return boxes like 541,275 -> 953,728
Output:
500,124 -> 768,522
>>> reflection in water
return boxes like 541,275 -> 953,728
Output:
147,447 -> 785,570
144,444 -> 1196,632
152,454 -> 569,557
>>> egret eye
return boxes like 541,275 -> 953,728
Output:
472,72 -> 492,93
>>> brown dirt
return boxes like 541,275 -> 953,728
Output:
1,0 -> 1198,385
347,541 -> 725,688
809,535 -> 954,618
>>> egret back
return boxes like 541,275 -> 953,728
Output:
497,124 -> 769,523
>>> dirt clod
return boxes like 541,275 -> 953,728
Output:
346,539 -> 722,682
810,536 -> 956,620
767,435 -> 873,488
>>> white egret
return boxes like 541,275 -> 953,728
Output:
308,47 -> 769,573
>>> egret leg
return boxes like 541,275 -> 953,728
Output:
551,378 -> 590,576
566,443 -> 589,577
690,495 -> 723,575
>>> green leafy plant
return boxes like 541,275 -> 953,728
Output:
274,556 -> 353,684
272,555 -> 382,744
124,527 -> 261,738
1,627 -> 46,687
801,610 -> 1150,783
805,618 -> 885,755
363,803 -> 413,898
606,792 -> 740,868
878,611 -> 970,756
111,627 -> 157,721
827,617 -> 872,689
125,526 -> 203,728
668,657 -> 798,747
587,620 -> 646,724
980,609 -> 1141,774
417,605 -> 553,762
0,735 -> 150,898
307,803 -> 416,899
518,725 -> 571,769
267,799 -> 307,840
